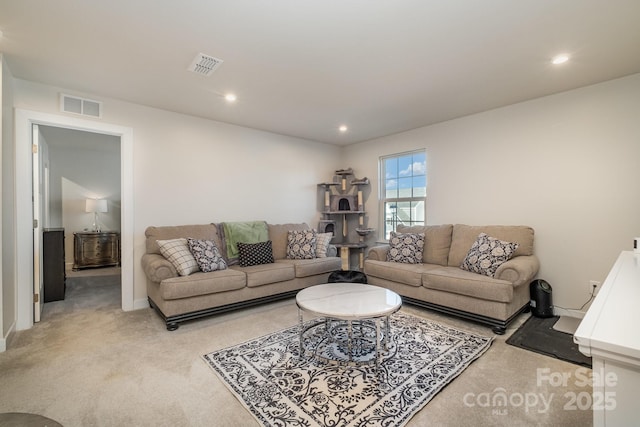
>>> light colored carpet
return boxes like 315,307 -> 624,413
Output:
65,266 -> 121,278
0,412 -> 63,427
0,276 -> 593,426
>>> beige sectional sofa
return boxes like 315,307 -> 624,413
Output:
141,222 -> 341,330
364,224 -> 539,334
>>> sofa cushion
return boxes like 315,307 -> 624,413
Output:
145,223 -> 222,256
157,238 -> 199,276
387,231 -> 424,264
397,224 -> 453,266
422,266 -> 514,303
364,259 -> 439,287
460,233 -> 519,277
187,238 -> 227,272
277,257 -> 342,278
315,232 -> 333,258
159,269 -> 246,300
287,229 -> 317,259
268,223 -> 310,260
237,241 -> 275,267
230,263 -> 295,287
448,224 -> 534,267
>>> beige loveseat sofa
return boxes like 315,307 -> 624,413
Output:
141,222 -> 341,330
364,224 -> 539,334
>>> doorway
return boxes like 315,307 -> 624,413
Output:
15,109 -> 134,331
38,125 -> 122,317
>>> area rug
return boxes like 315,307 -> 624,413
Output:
203,312 -> 492,427
506,315 -> 592,368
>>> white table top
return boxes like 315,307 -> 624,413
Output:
574,251 -> 640,367
296,282 -> 402,320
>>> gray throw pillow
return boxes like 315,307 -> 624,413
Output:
187,238 -> 227,272
460,233 -> 519,277
387,232 -> 424,264
286,229 -> 317,259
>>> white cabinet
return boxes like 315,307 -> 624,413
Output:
574,251 -> 640,426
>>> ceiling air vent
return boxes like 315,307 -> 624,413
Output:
60,94 -> 102,118
188,53 -> 223,76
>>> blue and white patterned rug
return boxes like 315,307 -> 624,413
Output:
203,312 -> 492,427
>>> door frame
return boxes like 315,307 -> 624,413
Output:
32,124 -> 43,321
15,108 -> 134,331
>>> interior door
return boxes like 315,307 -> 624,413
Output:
32,124 -> 44,322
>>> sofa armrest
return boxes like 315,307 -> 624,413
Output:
141,253 -> 177,283
494,255 -> 540,287
326,244 -> 337,258
366,245 -> 390,261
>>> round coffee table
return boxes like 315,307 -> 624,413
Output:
296,282 -> 402,366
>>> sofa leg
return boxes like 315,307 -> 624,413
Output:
492,326 -> 506,335
167,322 -> 179,331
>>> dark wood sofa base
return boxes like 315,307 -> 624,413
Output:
148,290 -> 299,331
148,292 -> 530,334
401,296 -> 530,335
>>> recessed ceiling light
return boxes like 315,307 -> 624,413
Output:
225,93 -> 237,102
551,54 -> 570,65
339,125 -> 348,132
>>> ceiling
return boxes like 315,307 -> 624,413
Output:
1,1 -> 639,145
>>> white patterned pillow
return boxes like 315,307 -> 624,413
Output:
157,238 -> 200,276
460,233 -> 519,277
237,241 -> 275,267
387,232 -> 424,264
315,232 -> 333,258
187,238 -> 227,272
286,229 -> 317,259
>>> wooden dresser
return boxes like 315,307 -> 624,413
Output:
73,231 -> 120,270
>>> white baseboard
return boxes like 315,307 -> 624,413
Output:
1,320 -> 16,352
133,298 -> 150,310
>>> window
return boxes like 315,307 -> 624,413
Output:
380,150 -> 426,239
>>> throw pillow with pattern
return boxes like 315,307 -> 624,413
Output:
460,233 -> 519,277
237,241 -> 275,267
286,229 -> 317,259
187,238 -> 227,272
157,238 -> 200,276
315,232 -> 333,258
387,232 -> 424,264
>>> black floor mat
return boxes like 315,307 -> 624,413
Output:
506,315 -> 592,368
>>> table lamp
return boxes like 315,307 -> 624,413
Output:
86,198 -> 108,232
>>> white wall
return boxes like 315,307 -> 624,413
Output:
7,70 -> 639,330
344,73 -> 640,314
1,54 -> 16,348
11,78 -> 342,303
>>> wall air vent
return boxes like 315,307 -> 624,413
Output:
60,94 -> 102,118
187,53 -> 223,76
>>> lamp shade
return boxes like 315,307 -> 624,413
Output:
85,198 -> 108,213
